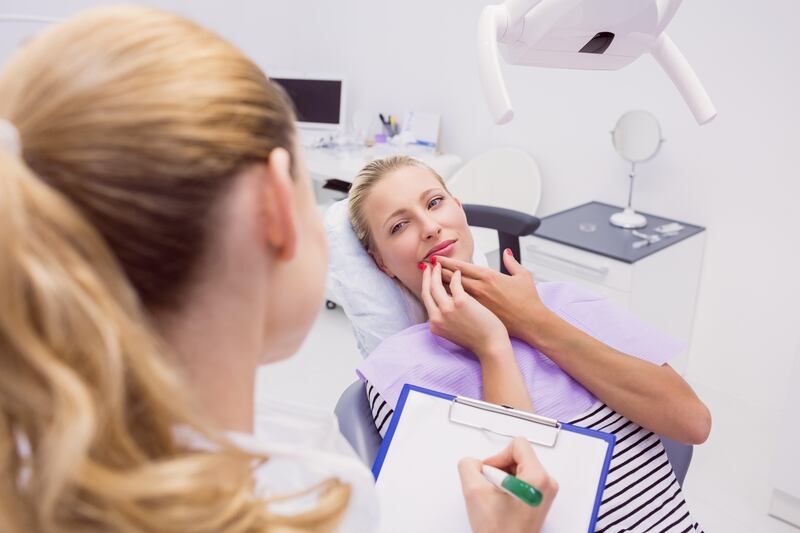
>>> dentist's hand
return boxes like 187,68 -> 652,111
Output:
420,261 -> 510,359
436,250 -> 552,345
458,437 -> 558,533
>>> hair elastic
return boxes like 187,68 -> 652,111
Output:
0,119 -> 21,156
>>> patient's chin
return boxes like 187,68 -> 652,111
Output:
456,236 -> 475,264
441,242 -> 473,264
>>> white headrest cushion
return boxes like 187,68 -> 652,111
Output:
324,199 -> 487,357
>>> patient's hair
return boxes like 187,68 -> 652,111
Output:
348,155 -> 450,251
0,6 -> 348,533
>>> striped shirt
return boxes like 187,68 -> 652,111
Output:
365,382 -> 703,533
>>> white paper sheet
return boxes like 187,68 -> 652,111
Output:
402,111 -> 440,146
375,390 -> 612,533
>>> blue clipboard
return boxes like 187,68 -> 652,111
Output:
372,384 -> 616,533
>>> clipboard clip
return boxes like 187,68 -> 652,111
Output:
448,396 -> 561,447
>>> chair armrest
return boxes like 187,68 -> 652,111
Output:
334,381 -> 383,468
462,204 -> 540,274
462,204 -> 541,236
660,436 -> 693,486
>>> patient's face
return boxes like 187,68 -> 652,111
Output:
364,165 -> 474,298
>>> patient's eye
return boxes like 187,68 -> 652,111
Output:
428,196 -> 443,209
390,221 -> 407,235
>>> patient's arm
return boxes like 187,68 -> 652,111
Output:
477,341 -> 533,412
436,252 -> 711,445
420,262 -> 532,412
530,313 -> 710,444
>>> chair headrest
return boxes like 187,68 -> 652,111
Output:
324,199 -> 486,357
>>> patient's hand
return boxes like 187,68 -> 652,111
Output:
420,261 -> 510,360
436,250 -> 551,343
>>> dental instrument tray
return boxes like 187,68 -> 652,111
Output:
533,201 -> 704,264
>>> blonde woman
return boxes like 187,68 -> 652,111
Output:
0,6 -> 557,533
348,156 -> 710,532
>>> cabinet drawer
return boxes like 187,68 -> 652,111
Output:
523,257 -> 632,307
521,236 -> 633,292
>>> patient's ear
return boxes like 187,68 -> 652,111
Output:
369,251 -> 396,278
260,147 -> 297,261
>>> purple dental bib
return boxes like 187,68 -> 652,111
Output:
357,282 -> 684,421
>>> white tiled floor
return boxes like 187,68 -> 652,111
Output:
255,304 -> 799,532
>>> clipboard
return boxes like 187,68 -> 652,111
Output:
372,385 -> 615,533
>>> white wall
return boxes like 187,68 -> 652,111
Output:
771,347 -> 800,525
3,0 -> 799,427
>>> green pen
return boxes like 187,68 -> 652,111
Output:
482,464 -> 542,507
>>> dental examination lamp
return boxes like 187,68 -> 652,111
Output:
478,0 -> 717,125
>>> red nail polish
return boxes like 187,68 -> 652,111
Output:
430,256 -> 437,265
418,262 -> 427,271
504,248 -> 512,256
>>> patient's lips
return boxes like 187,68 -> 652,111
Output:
424,239 -> 457,261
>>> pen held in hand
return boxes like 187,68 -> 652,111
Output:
482,464 -> 543,507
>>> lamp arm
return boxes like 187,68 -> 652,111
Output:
477,5 -> 514,124
651,32 -> 717,125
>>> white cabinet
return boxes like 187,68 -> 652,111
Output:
306,146 -> 462,185
519,202 -> 706,375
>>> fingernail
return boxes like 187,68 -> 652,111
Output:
417,262 -> 427,271
504,248 -> 512,256
430,256 -> 437,265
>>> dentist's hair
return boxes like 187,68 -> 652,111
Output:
0,6 -> 348,533
348,155 -> 450,251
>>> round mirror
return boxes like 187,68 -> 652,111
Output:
611,110 -> 663,163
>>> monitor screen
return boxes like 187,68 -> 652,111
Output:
271,77 -> 343,127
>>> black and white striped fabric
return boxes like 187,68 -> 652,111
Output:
364,381 -> 703,533
365,381 -> 395,437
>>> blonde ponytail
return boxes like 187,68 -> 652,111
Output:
0,6 -> 348,533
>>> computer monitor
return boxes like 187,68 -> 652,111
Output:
271,75 -> 345,131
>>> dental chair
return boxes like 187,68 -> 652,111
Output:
324,199 -> 693,485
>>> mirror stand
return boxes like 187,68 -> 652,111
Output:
610,162 -> 648,229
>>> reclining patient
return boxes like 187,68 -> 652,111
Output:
345,155 -> 710,532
